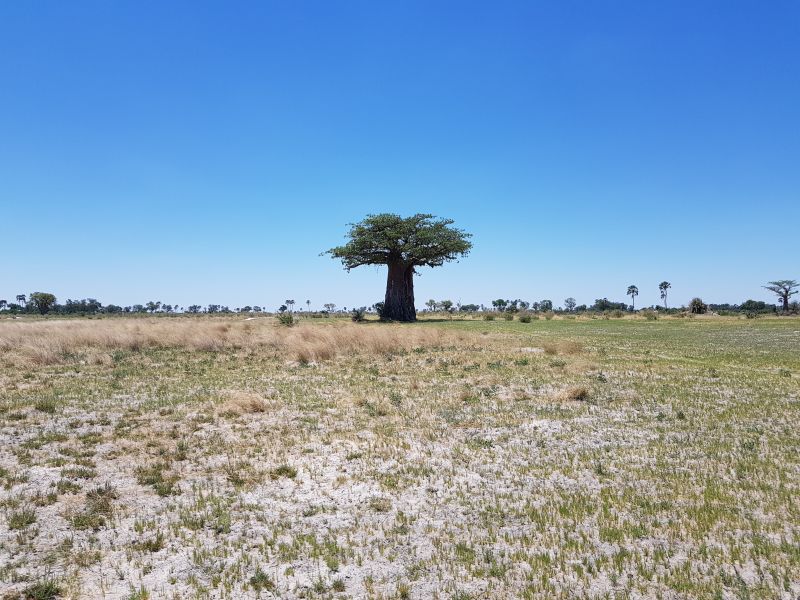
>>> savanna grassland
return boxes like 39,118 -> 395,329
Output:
0,315 -> 798,599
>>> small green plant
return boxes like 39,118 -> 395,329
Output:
137,531 -> 166,552
61,467 -> 96,479
135,462 -> 179,496
8,507 -> 36,529
270,464 -> 297,479
482,313 -> 495,321
503,313 -> 514,321
351,307 -> 367,322
23,578 -> 62,600
250,568 -> 275,592
127,586 -> 150,600
35,397 -> 58,414
519,314 -> 531,323
368,496 -> 392,512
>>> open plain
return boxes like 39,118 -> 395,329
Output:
1,315 -> 798,599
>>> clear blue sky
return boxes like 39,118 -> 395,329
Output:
1,1 -> 798,310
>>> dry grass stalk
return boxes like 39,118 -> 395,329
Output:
218,390 -> 270,416
559,385 -> 590,401
0,318 -> 467,367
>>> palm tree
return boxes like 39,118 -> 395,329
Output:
627,285 -> 639,311
306,299 -> 311,312
285,299 -> 295,312
16,294 -> 26,307
658,281 -> 671,309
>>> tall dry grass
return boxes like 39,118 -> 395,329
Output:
0,318 -> 465,367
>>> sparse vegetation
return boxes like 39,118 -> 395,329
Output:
0,314 -> 798,598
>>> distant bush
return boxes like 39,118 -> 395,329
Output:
641,310 -> 658,321
543,311 -> 555,320
519,314 -> 532,323
689,298 -> 707,314
483,313 -> 495,321
744,311 -> 760,319
503,313 -> 514,321
351,307 -> 367,322
610,310 -> 625,319
276,312 -> 295,327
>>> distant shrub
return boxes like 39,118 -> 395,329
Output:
610,309 -> 625,319
483,314 -> 495,321
351,307 -> 367,322
689,298 -> 707,314
519,314 -> 532,323
641,310 -> 658,321
744,311 -> 760,319
373,302 -> 387,320
276,312 -> 295,326
503,313 -> 514,321
543,311 -> 555,320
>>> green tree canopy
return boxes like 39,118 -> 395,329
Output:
763,280 -> 798,312
28,292 -> 57,315
327,214 -> 472,322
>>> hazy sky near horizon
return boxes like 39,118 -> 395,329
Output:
1,2 -> 798,310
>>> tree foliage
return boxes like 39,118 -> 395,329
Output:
28,292 -> 57,315
763,280 -> 799,312
327,213 -> 472,271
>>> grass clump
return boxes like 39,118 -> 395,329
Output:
23,578 -> 63,600
249,568 -> 275,592
8,507 -> 37,529
34,397 -> 58,414
270,464 -> 297,480
560,385 -> 590,401
135,462 -> 180,496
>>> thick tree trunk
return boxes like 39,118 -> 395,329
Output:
384,260 -> 416,321
782,294 -> 789,312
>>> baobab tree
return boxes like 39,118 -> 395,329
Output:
627,285 -> 638,310
659,281 -> 671,309
763,280 -> 799,312
327,214 -> 472,322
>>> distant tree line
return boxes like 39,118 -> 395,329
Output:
1,280 -> 797,317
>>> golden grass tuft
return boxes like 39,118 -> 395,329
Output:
218,390 -> 270,416
559,385 -> 590,402
542,340 -> 583,355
